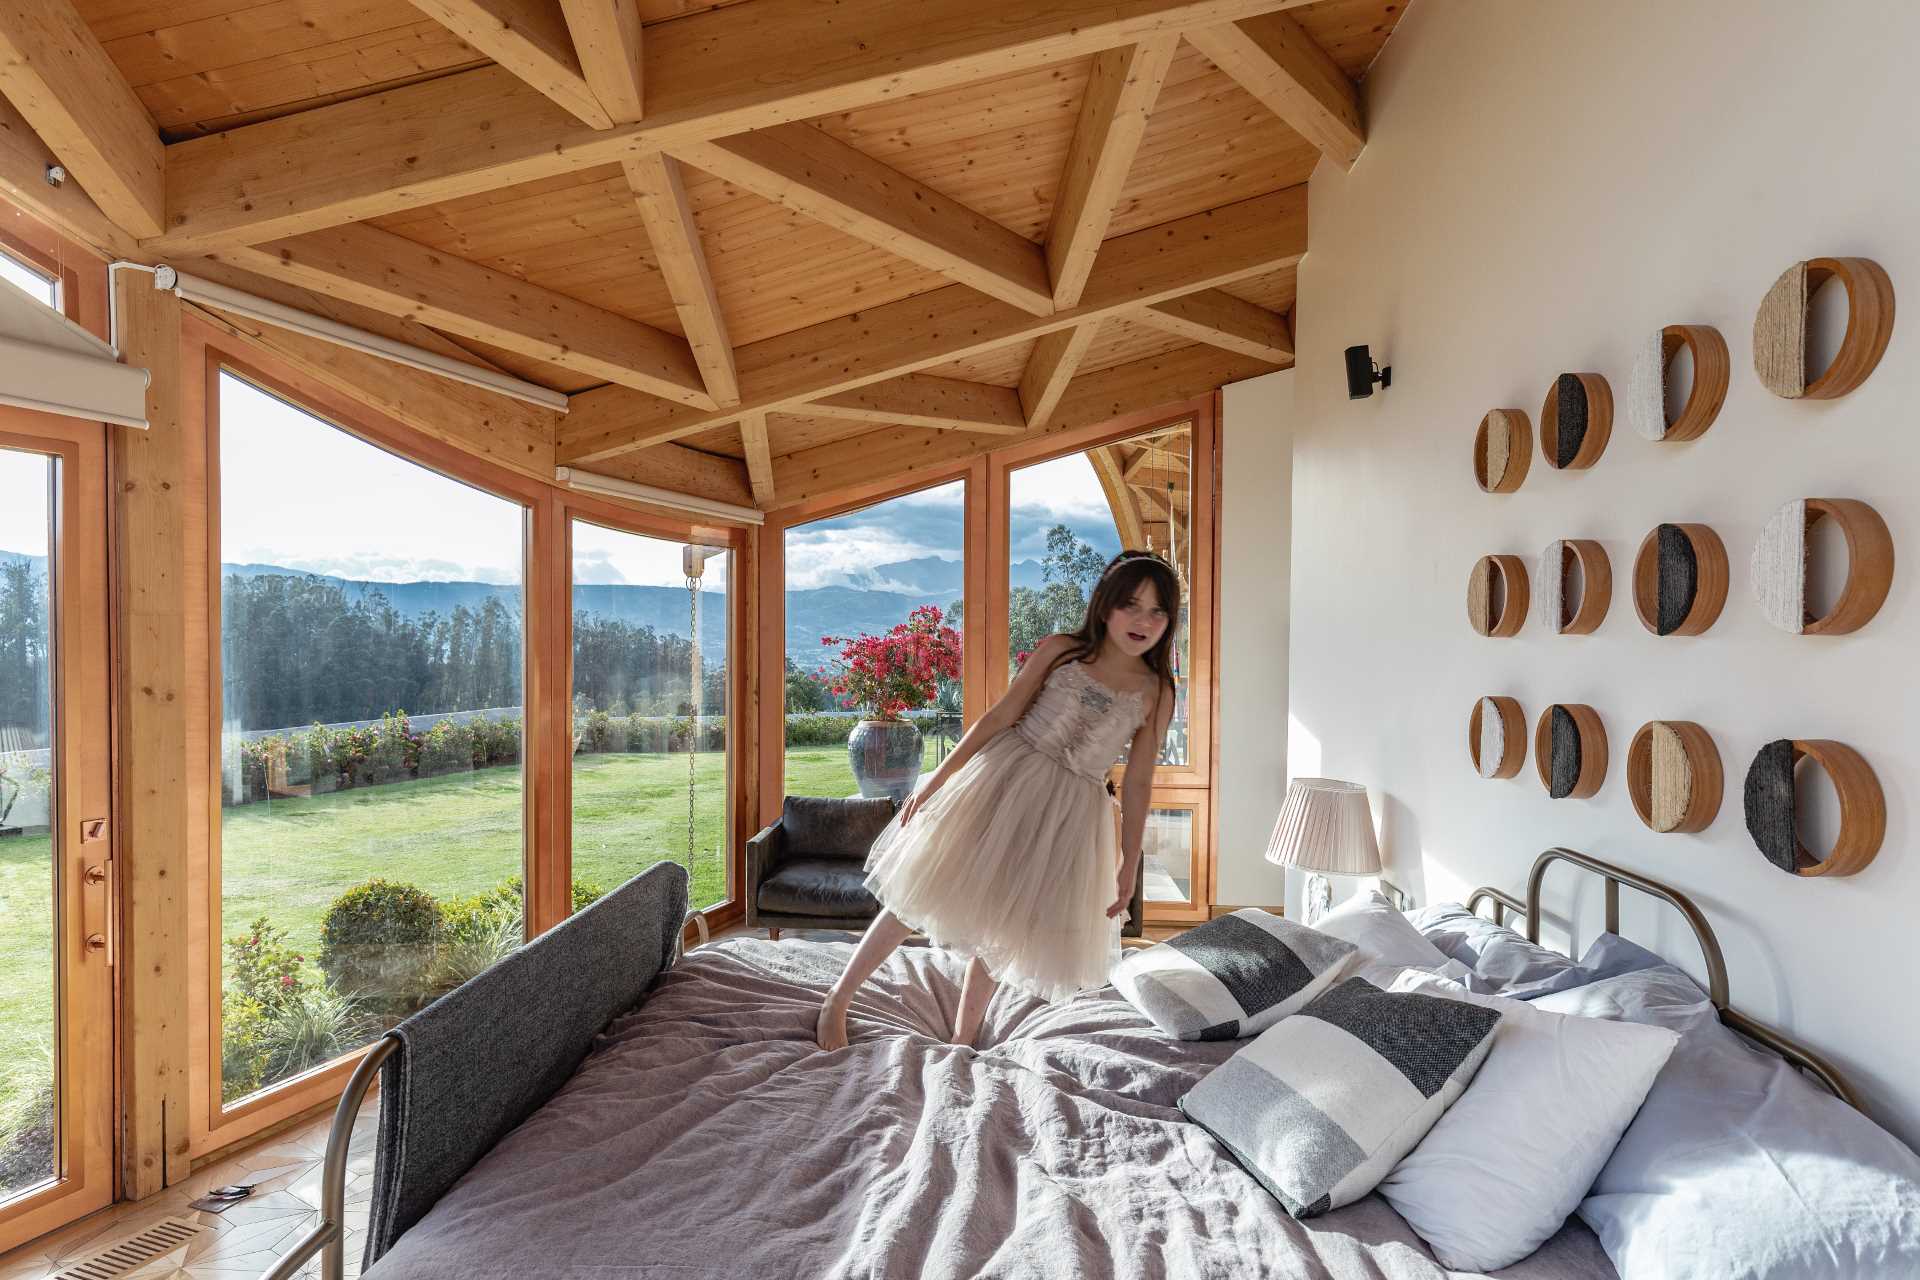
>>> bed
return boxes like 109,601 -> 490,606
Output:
260,849 -> 1869,1280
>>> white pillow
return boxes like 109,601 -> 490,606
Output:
1377,970 -> 1679,1272
1316,889 -> 1459,971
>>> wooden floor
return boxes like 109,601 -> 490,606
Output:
0,920 -> 1197,1277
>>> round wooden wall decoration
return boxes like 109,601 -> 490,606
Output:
1627,325 -> 1729,442
1539,373 -> 1612,470
1535,539 -> 1611,635
1750,498 -> 1894,635
1627,721 -> 1722,833
1753,257 -> 1894,400
1467,555 -> 1530,637
1474,409 -> 1533,493
1743,739 -> 1885,877
1469,696 -> 1526,779
1534,703 -> 1606,799
1632,523 -> 1729,636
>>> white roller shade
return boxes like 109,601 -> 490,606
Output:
0,273 -> 148,428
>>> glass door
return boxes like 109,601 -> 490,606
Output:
0,417 -> 113,1252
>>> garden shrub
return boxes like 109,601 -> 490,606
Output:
319,879 -> 441,1014
784,713 -> 861,747
259,987 -> 367,1085
0,1065 -> 53,1195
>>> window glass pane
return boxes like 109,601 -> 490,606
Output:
783,481 -> 964,803
0,447 -> 55,1198
1008,423 -> 1193,767
570,522 -> 730,912
0,253 -> 56,310
1141,806 -> 1194,904
216,373 -> 525,1104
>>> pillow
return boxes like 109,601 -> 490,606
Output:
1407,903 -> 1664,999
1316,889 -> 1456,969
1113,909 -> 1357,1040
1538,968 -> 1920,1280
1376,971 -> 1678,1271
1180,977 -> 1500,1217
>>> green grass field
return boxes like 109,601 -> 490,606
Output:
0,740 -> 931,1138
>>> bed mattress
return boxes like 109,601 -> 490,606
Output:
365,938 -> 1615,1279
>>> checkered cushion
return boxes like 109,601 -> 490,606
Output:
1112,909 -> 1359,1040
1179,977 -> 1501,1218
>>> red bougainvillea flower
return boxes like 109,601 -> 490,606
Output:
821,605 -> 964,720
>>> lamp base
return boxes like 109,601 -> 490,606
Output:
1304,872 -> 1333,925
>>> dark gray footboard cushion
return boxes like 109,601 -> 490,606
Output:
365,861 -> 688,1268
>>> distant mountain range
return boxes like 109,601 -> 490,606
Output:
1,551 -> 1055,671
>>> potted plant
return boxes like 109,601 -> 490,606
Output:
822,605 -> 962,803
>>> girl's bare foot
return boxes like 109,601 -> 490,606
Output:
815,996 -> 849,1051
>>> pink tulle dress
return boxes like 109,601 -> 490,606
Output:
863,660 -> 1150,1002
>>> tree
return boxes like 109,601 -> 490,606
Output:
1008,524 -> 1103,666
0,560 -> 49,741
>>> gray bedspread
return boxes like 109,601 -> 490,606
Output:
365,938 -> 1615,1279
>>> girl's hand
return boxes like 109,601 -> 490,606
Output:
1106,861 -> 1136,919
897,788 -> 927,826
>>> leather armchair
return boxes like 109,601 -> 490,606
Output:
745,795 -> 897,937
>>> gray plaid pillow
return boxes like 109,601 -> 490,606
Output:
1180,977 -> 1501,1217
1112,909 -> 1358,1040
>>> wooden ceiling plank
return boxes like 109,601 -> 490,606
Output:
678,123 -> 1053,315
769,344 -> 1280,508
1186,11 -> 1364,168
216,223 -> 717,408
1045,34 -> 1177,309
153,0 -> 1316,251
408,0 -> 613,129
561,0 -> 644,124
1133,287 -> 1293,361
0,0 -> 164,238
557,183 -> 1306,463
1019,322 -> 1099,428
808,373 -> 1025,434
622,152 -> 739,405
739,409 -> 774,506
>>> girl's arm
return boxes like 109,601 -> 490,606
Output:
897,632 -> 1076,824
1108,681 -> 1177,918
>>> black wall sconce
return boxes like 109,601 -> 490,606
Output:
1345,344 -> 1391,399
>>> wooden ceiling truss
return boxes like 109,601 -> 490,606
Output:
0,0 -> 1394,515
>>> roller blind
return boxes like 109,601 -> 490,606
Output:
0,273 -> 148,428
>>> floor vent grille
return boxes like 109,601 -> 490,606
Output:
54,1216 -> 211,1279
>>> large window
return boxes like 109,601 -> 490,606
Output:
782,481 -> 965,802
570,521 -> 730,911
0,448 -> 54,1198
215,372 -> 527,1104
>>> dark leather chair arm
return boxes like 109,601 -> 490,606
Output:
744,820 -> 785,914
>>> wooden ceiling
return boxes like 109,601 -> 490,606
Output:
4,0 -> 1405,513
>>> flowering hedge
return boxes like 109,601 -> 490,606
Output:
821,605 -> 962,720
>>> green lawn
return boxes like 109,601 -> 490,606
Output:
0,742 -> 927,1134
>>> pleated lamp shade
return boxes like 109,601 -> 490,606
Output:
1265,777 -> 1382,876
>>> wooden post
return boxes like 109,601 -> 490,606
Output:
113,269 -> 194,1197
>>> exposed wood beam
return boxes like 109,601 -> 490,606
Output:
583,440 -> 754,508
1045,35 -> 1178,308
408,0 -> 612,129
808,373 -> 1025,435
1091,446 -> 1147,548
213,225 -> 716,409
1133,288 -> 1293,361
0,95 -> 135,260
154,0 -> 1314,252
740,411 -> 775,507
557,184 -> 1307,463
678,124 -> 1053,316
1122,446 -> 1188,483
561,0 -> 644,125
1019,323 -> 1100,427
623,152 -> 738,406
1187,11 -> 1364,169
769,345 -> 1281,509
0,0 -> 164,238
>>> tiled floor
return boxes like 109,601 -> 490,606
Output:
0,1104 -> 377,1280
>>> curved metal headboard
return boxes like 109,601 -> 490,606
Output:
1467,847 -> 1862,1111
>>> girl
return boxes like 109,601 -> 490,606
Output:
815,550 -> 1180,1051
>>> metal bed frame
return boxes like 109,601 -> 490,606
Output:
259,908 -> 710,1280
1467,847 -> 1860,1111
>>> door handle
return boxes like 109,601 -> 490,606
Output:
80,846 -> 113,967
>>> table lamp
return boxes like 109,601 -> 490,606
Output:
1265,777 -> 1382,924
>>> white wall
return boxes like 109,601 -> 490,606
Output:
1289,0 -> 1920,1144
1217,370 -> 1294,909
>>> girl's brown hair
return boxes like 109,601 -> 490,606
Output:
1054,550 -> 1182,689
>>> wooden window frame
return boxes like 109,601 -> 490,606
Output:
188,323 -> 758,1157
0,414 -> 113,1254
